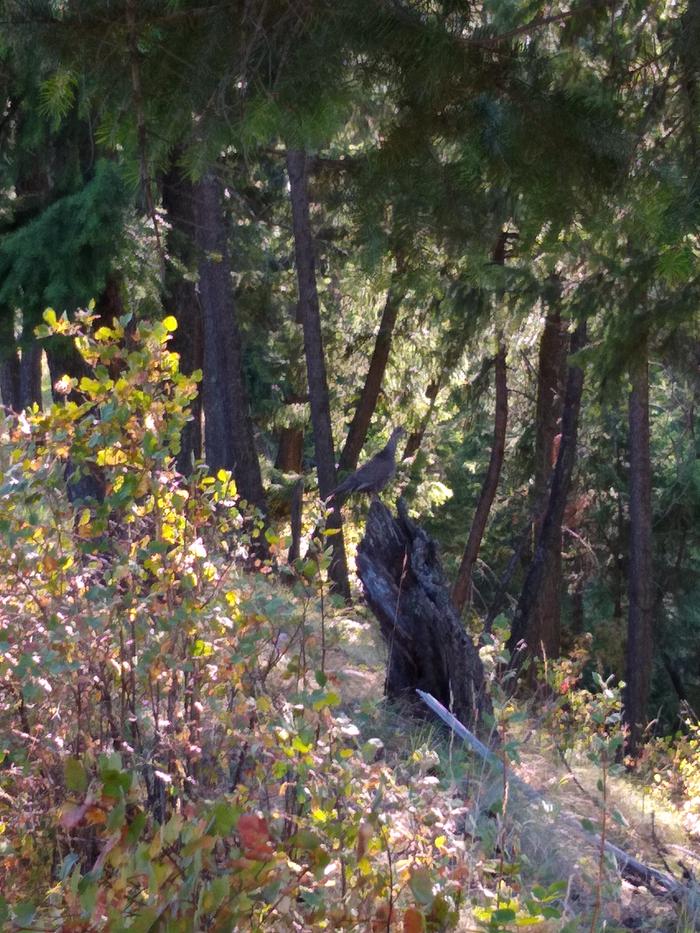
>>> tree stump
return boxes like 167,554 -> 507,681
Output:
356,499 -> 491,731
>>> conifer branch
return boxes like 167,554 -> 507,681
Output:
386,0 -> 616,49
474,0 -> 615,48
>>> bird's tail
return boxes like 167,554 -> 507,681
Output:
327,476 -> 351,503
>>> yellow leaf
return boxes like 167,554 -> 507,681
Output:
161,523 -> 177,543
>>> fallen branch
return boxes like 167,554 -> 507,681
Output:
417,689 -> 685,898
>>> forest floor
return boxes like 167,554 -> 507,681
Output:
311,603 -> 700,932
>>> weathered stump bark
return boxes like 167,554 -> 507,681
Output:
357,499 -> 491,731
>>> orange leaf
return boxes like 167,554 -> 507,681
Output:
85,805 -> 107,825
403,907 -> 425,933
356,820 -> 372,860
237,813 -> 273,861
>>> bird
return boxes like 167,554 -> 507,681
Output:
329,427 -> 406,503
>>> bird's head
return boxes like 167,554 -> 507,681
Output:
388,426 -> 406,449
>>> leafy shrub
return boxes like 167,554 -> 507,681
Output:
0,313 -> 463,930
643,715 -> 700,841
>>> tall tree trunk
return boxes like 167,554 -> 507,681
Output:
286,148 -> 349,597
452,336 -> 508,615
193,170 -> 266,515
338,269 -> 405,472
0,310 -> 21,411
624,344 -> 653,756
613,436 -> 626,621
275,427 -> 304,473
507,320 -> 587,661
162,158 -> 203,474
19,342 -> 43,409
530,303 -> 569,656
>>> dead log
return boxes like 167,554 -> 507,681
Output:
356,499 -> 491,730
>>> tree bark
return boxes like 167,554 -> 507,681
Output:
357,499 -> 491,730
613,436 -> 626,622
338,270 -> 405,472
193,170 -> 266,515
507,320 -> 587,661
529,303 -> 569,658
275,427 -> 304,473
452,336 -> 508,615
624,344 -> 653,756
286,148 -> 349,597
19,340 -> 43,409
162,158 -> 203,474
0,310 -> 21,411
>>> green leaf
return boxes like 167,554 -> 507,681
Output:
492,907 -> 517,922
126,810 -> 147,845
289,829 -> 321,850
64,757 -> 88,793
193,639 -> 215,658
58,853 -> 80,880
106,796 -> 126,832
128,906 -> 161,932
12,902 -> 36,927
409,867 -> 434,906
302,560 -> 318,580
611,807 -> 628,826
209,800 -> 238,836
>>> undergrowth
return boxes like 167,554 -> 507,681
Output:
0,314 -> 697,931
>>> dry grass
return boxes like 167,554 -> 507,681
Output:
242,573 -> 700,931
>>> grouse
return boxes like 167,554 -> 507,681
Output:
329,427 -> 405,502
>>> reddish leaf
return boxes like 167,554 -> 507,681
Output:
237,813 -> 273,861
356,820 -> 372,860
403,907 -> 425,933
